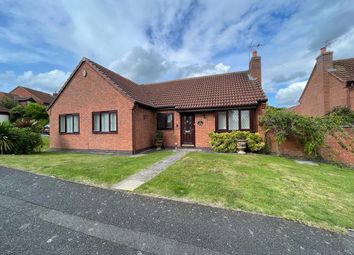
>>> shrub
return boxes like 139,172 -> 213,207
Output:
10,105 -> 26,122
209,131 -> 264,153
0,121 -> 42,154
9,102 -> 48,125
0,97 -> 18,109
0,122 -> 15,154
9,127 -> 42,154
327,106 -> 354,126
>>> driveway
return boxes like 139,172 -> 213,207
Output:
0,166 -> 353,255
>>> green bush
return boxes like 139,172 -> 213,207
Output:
9,102 -> 48,125
0,121 -> 42,154
209,131 -> 264,153
0,97 -> 18,109
0,122 -> 15,154
327,106 -> 354,126
9,127 -> 42,154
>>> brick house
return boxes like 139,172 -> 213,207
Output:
0,86 -> 54,106
48,51 -> 267,153
293,48 -> 354,116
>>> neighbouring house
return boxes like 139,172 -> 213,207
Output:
292,47 -> 354,116
0,86 -> 55,106
48,51 -> 267,153
0,106 -> 10,122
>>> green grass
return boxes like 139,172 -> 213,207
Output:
0,150 -> 172,187
40,135 -> 50,151
137,152 -> 354,231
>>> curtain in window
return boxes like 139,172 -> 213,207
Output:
101,112 -> 109,132
110,112 -> 117,131
241,110 -> 250,129
93,113 -> 100,132
218,112 -> 227,130
166,114 -> 173,128
228,110 -> 239,130
60,116 -> 66,132
73,115 -> 79,133
66,115 -> 73,133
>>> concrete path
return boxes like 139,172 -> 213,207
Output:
111,150 -> 188,191
0,166 -> 353,255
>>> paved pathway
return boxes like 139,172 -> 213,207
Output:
111,150 -> 188,191
0,166 -> 354,254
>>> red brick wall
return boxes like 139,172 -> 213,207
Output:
295,64 -> 326,116
195,112 -> 215,148
158,111 -> 180,148
48,62 -> 135,152
294,53 -> 353,116
267,128 -> 354,167
133,105 -> 156,152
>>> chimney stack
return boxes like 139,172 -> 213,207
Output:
249,50 -> 262,84
317,47 -> 333,70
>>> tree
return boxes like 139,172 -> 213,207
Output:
10,105 -> 26,122
9,102 -> 48,124
0,97 -> 18,109
24,102 -> 48,123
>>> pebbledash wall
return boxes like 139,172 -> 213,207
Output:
49,62 -> 135,152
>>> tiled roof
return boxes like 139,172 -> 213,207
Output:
86,58 -> 267,110
142,72 -> 267,109
19,87 -> 54,105
331,58 -> 354,81
85,58 -> 155,107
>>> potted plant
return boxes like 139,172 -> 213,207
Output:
154,130 -> 163,150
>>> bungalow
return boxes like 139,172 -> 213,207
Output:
0,86 -> 55,106
292,47 -> 354,116
48,51 -> 267,153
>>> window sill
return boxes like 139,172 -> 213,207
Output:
92,131 -> 118,134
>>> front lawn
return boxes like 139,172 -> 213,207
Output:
137,152 -> 354,231
0,150 -> 172,186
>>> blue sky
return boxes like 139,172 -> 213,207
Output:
1,0 -> 354,107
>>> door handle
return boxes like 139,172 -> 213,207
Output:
184,131 -> 191,133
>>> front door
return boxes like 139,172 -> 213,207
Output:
181,113 -> 195,146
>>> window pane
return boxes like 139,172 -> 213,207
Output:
73,115 -> 79,133
60,116 -> 65,133
66,115 -> 73,133
157,113 -> 164,129
110,112 -> 117,131
217,112 -> 227,130
101,112 -> 109,132
228,110 -> 239,130
93,113 -> 100,132
241,110 -> 250,129
166,114 -> 173,129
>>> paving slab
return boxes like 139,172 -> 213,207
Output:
111,150 -> 188,191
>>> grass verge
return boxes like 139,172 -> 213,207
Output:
137,152 -> 354,231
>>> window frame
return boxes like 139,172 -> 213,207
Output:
92,110 -> 118,134
59,113 -> 80,134
157,113 -> 174,130
215,109 -> 252,132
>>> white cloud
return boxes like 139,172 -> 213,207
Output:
1,1 -> 354,106
275,81 -> 307,106
0,70 -> 69,93
177,63 -> 231,78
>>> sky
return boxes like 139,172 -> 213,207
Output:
0,0 -> 354,107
